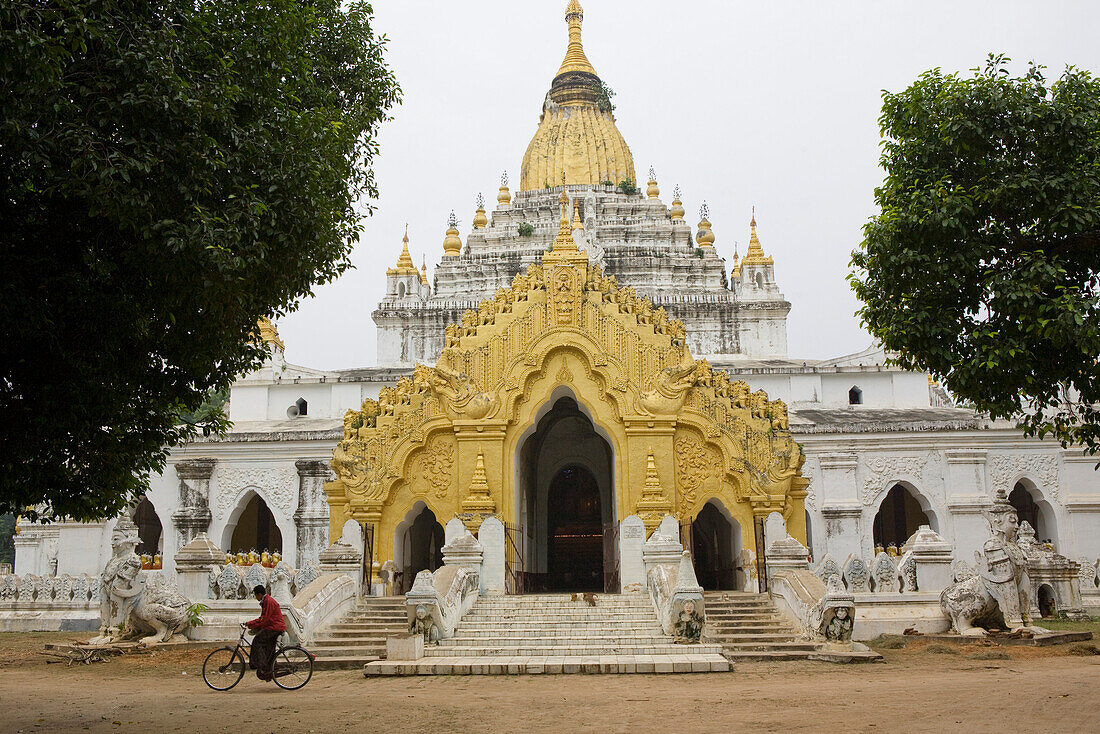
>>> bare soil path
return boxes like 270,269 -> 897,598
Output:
1,632 -> 1097,733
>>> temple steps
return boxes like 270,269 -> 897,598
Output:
703,591 -> 832,661
363,593 -> 729,675
311,597 -> 407,670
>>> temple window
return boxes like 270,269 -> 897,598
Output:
848,386 -> 863,405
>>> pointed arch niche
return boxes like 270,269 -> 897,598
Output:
222,491 -> 283,555
872,482 -> 936,549
393,502 -> 444,594
690,499 -> 742,590
1009,480 -> 1058,546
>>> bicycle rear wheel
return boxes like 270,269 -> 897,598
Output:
202,647 -> 246,691
272,646 -> 314,690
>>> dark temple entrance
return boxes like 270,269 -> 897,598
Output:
547,465 -> 603,591
517,394 -> 617,593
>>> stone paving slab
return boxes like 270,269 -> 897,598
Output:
913,630 -> 1092,647
363,653 -> 731,676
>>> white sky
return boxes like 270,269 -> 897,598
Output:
277,0 -> 1100,370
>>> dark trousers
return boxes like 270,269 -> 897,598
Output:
249,628 -> 281,680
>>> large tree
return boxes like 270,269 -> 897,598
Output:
0,1 -> 399,521
852,57 -> 1100,456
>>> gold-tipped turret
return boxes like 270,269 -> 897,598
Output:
442,211 -> 462,257
696,202 -> 715,247
472,193 -> 488,229
256,316 -> 284,352
670,185 -> 685,221
388,226 -> 419,275
741,208 -> 773,264
519,2 -> 636,191
553,174 -> 577,251
420,256 -> 429,285
497,171 -> 511,206
646,166 -> 660,199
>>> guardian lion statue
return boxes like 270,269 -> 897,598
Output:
939,489 -> 1033,636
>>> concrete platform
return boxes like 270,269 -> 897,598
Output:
363,653 -> 731,675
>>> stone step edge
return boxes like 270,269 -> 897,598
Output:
364,656 -> 731,676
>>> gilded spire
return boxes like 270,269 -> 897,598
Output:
741,207 -> 773,264
669,184 -> 685,221
497,171 -> 511,206
460,450 -> 496,530
255,316 -> 284,352
473,193 -> 488,229
635,448 -> 673,534
646,166 -> 660,200
388,225 -> 419,275
696,201 -> 715,247
556,1 -> 596,78
420,255 -> 429,285
553,172 -> 577,251
443,211 -> 462,257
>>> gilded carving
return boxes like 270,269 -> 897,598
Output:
418,437 -> 456,499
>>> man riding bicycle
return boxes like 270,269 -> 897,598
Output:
244,584 -> 286,680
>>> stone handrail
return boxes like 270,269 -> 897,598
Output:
642,516 -> 705,642
405,565 -> 480,643
290,573 -> 357,645
770,568 -> 855,643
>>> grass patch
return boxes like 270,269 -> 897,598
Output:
969,649 -> 1010,660
1036,617 -> 1100,635
1067,643 -> 1100,656
867,635 -> 907,650
923,643 -> 959,655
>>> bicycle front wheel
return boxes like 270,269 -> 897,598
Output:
272,646 -> 314,690
202,647 -> 246,691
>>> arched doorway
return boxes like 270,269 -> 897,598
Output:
1010,481 -> 1056,547
228,493 -> 283,555
394,504 -> 444,594
872,483 -> 933,550
132,497 -> 162,557
547,465 -> 603,591
1037,584 -> 1056,618
691,500 -> 741,590
517,394 -> 615,592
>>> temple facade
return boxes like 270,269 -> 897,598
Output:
12,2 -> 1100,616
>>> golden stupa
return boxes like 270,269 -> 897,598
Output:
519,1 -> 637,191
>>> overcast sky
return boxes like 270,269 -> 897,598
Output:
276,0 -> 1100,370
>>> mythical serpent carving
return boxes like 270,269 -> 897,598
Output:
430,363 -> 496,419
639,354 -> 697,415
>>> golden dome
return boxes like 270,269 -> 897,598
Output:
670,184 -> 685,221
443,211 -> 462,257
696,202 -> 715,247
519,2 -> 636,191
472,193 -> 488,229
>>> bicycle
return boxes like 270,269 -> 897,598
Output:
202,623 -> 314,691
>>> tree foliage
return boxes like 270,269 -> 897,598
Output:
851,56 -> 1100,455
0,1 -> 400,521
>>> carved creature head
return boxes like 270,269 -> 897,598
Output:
111,519 -> 140,554
415,604 -> 429,621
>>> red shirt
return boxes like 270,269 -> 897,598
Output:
246,594 -> 287,632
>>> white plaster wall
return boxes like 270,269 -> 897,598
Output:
229,385 -> 269,421
266,383 -> 332,421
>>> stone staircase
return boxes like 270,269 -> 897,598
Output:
310,596 -> 408,670
364,593 -> 730,675
703,591 -> 825,661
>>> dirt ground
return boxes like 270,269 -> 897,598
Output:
1,632 -> 1098,733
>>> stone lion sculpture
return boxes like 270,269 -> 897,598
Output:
90,518 -> 192,645
940,488 -> 1033,636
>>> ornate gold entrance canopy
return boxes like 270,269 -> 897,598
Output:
325,209 -> 807,563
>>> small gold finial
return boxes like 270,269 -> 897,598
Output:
646,166 -> 660,200
473,193 -> 488,229
696,201 -> 715,247
670,184 -> 685,221
497,171 -> 511,206
442,211 -> 462,257
419,255 -> 429,285
551,172 -> 579,252
571,203 -> 583,231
